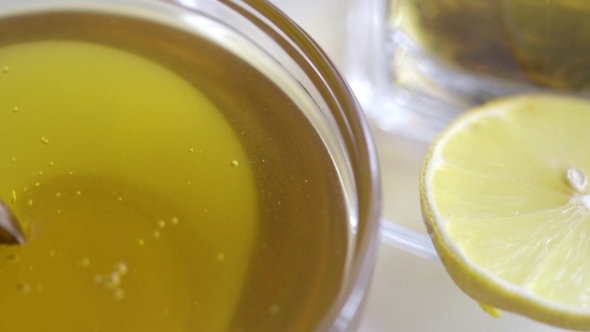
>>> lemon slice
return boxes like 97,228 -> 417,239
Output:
420,94 -> 590,330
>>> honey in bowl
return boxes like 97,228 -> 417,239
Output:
0,8 -> 349,332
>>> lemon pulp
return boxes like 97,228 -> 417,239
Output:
421,95 -> 590,330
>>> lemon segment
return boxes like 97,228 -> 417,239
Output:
478,302 -> 501,318
421,94 -> 590,330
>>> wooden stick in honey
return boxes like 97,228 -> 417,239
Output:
0,199 -> 25,245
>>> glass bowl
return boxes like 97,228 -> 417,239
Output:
0,0 -> 381,331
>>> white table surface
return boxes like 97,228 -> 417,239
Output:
268,1 -> 567,331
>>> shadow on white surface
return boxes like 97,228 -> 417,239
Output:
359,239 -> 568,332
